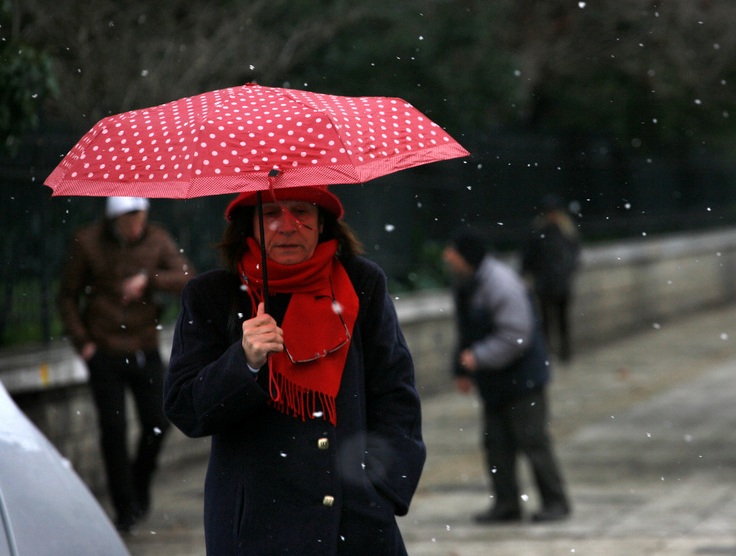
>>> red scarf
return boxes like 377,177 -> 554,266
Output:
238,238 -> 358,425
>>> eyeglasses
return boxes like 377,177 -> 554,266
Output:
282,299 -> 351,364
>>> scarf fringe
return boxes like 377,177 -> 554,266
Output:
269,369 -> 337,426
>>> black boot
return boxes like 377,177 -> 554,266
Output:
474,505 -> 522,524
532,502 -> 571,523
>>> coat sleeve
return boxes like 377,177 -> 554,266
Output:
353,259 -> 426,516
57,232 -> 93,352
471,262 -> 535,370
147,226 -> 196,293
164,272 -> 269,437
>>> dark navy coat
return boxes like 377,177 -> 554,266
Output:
164,256 -> 425,555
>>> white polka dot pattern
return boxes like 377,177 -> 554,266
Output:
44,83 -> 469,198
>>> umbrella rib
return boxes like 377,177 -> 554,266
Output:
278,89 -> 363,182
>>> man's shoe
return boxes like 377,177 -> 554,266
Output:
115,514 -> 138,534
531,505 -> 570,523
474,507 -> 522,524
133,498 -> 149,521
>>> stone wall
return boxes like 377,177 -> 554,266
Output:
572,228 -> 736,345
4,226 -> 736,493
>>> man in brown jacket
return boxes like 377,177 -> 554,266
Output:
58,196 -> 194,532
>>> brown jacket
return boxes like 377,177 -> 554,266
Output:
58,219 -> 194,355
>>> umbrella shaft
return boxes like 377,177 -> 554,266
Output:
257,191 -> 270,313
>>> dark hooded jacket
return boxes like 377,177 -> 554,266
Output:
164,255 -> 425,556
521,212 -> 580,297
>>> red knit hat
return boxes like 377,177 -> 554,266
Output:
225,186 -> 344,220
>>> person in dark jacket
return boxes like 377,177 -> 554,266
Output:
521,194 -> 581,363
164,186 -> 426,556
443,229 -> 570,524
58,196 -> 194,532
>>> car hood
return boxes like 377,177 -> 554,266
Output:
0,383 -> 129,556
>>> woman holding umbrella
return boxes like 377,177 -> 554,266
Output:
164,185 -> 426,556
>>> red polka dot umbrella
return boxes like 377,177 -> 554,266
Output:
44,83 -> 469,198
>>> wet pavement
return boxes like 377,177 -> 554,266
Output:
121,304 -> 736,555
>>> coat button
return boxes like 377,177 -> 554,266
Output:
317,437 -> 330,450
322,495 -> 335,507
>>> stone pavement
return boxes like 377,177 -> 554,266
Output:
122,304 -> 736,556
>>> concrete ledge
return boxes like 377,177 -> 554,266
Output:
572,227 -> 736,347
1,340 -> 174,395
0,344 -> 87,393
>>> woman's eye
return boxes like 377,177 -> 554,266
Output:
291,206 -> 312,216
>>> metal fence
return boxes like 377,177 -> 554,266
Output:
3,128 -> 736,346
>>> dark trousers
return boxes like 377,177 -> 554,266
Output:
480,389 -> 569,513
538,293 -> 572,362
87,349 -> 170,521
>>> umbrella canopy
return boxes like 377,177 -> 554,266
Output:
44,83 -> 469,198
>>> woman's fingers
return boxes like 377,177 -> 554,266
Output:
241,303 -> 283,368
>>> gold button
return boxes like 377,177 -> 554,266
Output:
322,495 -> 335,507
317,437 -> 330,450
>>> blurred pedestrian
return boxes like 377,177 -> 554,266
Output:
521,194 -> 581,363
443,229 -> 570,524
58,196 -> 194,532
164,186 -> 426,556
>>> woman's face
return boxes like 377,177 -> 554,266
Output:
253,200 -> 323,265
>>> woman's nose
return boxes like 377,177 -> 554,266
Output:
275,210 -> 299,231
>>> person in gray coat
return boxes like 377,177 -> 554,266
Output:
444,229 -> 570,524
164,186 -> 425,555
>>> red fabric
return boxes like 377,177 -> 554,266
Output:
238,238 -> 358,425
225,186 -> 344,220
44,83 -> 469,198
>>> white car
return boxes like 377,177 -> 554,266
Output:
0,382 -> 129,556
